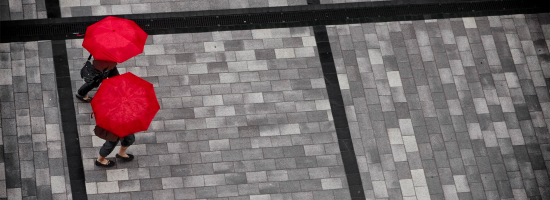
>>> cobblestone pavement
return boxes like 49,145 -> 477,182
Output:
2,1 -> 550,199
329,15 -> 550,199
66,27 -> 352,199
0,0 -> 48,20
1,42 -> 72,199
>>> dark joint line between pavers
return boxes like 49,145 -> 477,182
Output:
313,25 -> 366,199
46,0 -> 89,199
51,34 -> 89,200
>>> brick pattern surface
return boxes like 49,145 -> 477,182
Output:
1,0 -> 47,21
328,14 -> 550,199
58,0 -> 308,18
5,7 -> 550,200
0,42 -> 71,199
66,27 -> 352,199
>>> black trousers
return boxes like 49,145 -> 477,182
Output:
77,67 -> 120,96
99,134 -> 135,157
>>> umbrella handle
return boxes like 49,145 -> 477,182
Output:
88,54 -> 93,61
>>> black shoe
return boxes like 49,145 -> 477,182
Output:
95,160 -> 115,167
75,94 -> 93,103
116,154 -> 134,161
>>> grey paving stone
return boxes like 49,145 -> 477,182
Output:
1,103 -> 16,119
256,182 -> 278,194
129,191 -> 153,200
17,126 -> 32,143
139,178 -> 163,191
34,185 -> 52,200
425,176 -> 445,195
138,155 -> 160,168
298,179 -> 322,192
438,168 -> 455,185
468,182 -> 487,199
203,174 -> 226,186
0,85 -> 14,102
12,76 -> 27,92
295,156 -> 317,168
85,170 -> 107,182
149,166 -> 172,178
214,185 -> 237,197
166,165 -> 189,178
70,6 -> 92,17
3,136 -> 19,155
220,150 -> 243,162
236,183 -> 259,196
152,189 -> 175,200
480,173 -> 499,192
18,144 -> 34,161
18,177 -> 33,195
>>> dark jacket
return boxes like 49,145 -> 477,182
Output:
80,58 -> 118,87
80,60 -> 103,86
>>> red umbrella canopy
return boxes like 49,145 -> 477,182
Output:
82,16 -> 148,63
91,72 -> 160,137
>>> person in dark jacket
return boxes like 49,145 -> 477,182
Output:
76,56 -> 119,102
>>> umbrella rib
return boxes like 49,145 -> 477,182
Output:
85,17 -> 146,63
99,47 -> 120,63
93,73 -> 158,136
115,33 -> 142,54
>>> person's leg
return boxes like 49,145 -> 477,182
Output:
97,155 -> 109,164
118,134 -> 135,157
97,139 -> 119,164
118,146 -> 129,157
77,82 -> 95,100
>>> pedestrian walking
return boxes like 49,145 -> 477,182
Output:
76,55 -> 119,102
90,73 -> 159,167
94,125 -> 135,167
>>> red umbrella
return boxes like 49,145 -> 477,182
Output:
82,16 -> 148,63
91,72 -> 160,137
